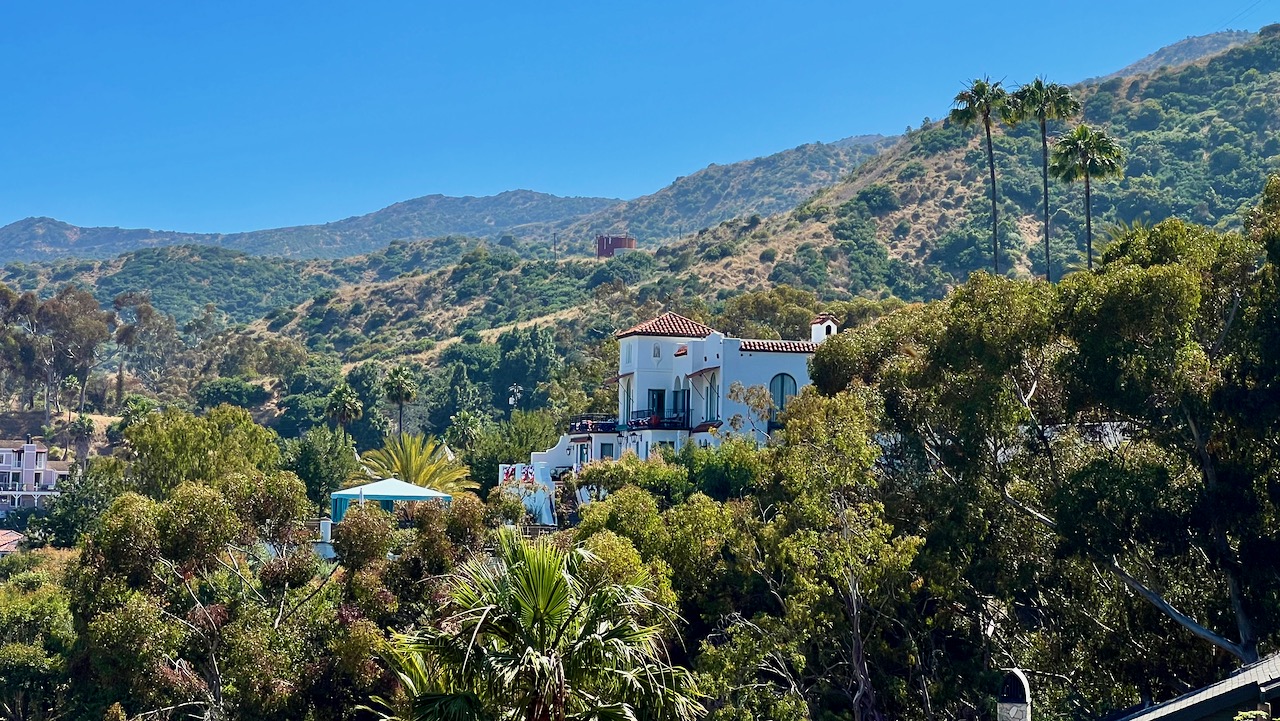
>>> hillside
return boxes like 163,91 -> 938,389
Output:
1101,29 -> 1255,80
0,191 -> 617,261
632,24 -> 1280,301
510,135 -> 897,250
10,28 -> 1280,352
15,26 -> 1280,351
0,235 -> 493,322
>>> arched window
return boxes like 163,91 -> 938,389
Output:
769,373 -> 797,417
652,343 -> 661,359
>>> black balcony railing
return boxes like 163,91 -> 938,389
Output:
628,409 -> 690,431
568,414 -> 618,434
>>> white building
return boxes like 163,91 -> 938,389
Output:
0,438 -> 71,517
526,311 -> 838,478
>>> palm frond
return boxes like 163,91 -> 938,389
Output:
380,529 -> 705,721
359,433 -> 477,494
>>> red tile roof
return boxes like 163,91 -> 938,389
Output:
616,312 -> 718,339
673,344 -> 688,357
0,530 -> 24,555
811,312 -> 839,325
739,339 -> 818,353
686,366 -> 720,379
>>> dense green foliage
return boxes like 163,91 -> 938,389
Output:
3,188 -> 1280,719
0,236 -> 496,323
943,29 -> 1280,271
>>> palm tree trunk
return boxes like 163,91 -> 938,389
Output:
398,403 -> 405,438
1085,174 -> 1093,270
984,118 -> 1000,275
1040,118 -> 1051,282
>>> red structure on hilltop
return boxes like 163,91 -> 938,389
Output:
596,234 -> 637,258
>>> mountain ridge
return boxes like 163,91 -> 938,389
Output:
506,135 -> 897,251
0,190 -> 619,261
9,26 -> 1280,361
1099,29 -> 1255,80
0,28 -> 1251,263
0,135 -> 895,261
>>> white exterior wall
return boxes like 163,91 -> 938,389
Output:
720,340 -> 813,444
530,432 -> 621,474
625,333 -> 815,454
522,318 -> 833,477
618,335 -> 699,423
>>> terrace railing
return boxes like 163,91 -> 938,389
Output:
628,409 -> 690,430
568,414 -> 618,434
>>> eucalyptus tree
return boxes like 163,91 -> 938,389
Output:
949,77 -> 1009,274
1050,123 -> 1125,269
809,207 -> 1280,689
1006,78 -> 1080,281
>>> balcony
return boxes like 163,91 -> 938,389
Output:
627,409 -> 690,431
568,414 -> 618,434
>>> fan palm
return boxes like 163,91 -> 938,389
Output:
325,381 -> 364,433
1050,123 -> 1125,270
358,432 -> 476,495
384,364 -> 420,437
370,530 -> 704,721
1006,78 -> 1080,282
949,77 -> 1008,274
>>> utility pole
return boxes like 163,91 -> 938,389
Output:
553,232 -> 558,262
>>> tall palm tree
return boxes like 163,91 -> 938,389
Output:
325,381 -> 363,433
383,364 -> 419,437
950,77 -> 1009,274
370,530 -> 704,721
358,432 -> 476,495
1050,124 -> 1125,270
1006,78 -> 1080,282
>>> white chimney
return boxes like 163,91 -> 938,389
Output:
810,313 -> 839,344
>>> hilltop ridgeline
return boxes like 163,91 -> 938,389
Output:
0,136 -> 892,261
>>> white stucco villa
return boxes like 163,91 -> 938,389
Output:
522,311 -> 838,481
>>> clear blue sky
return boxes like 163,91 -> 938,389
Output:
0,1 -> 1272,233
